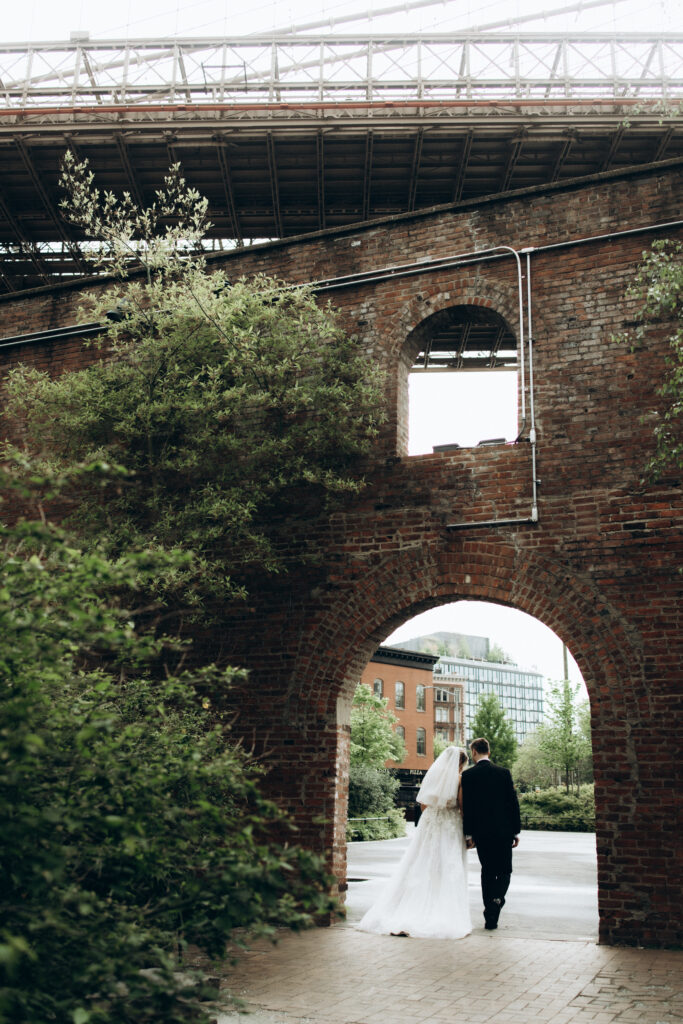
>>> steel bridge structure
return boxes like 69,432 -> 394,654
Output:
1,24 -> 682,292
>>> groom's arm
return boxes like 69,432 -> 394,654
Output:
506,769 -> 522,843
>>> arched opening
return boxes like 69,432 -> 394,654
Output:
404,304 -> 519,455
347,599 -> 597,940
284,536 -> 653,945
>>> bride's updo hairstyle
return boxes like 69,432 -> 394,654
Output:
416,745 -> 466,809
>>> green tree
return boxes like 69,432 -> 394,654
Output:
4,155 -> 384,618
486,642 -> 509,663
0,476 -> 336,1024
537,680 -> 591,794
350,683 -> 405,768
616,238 -> 683,478
469,693 -> 518,769
576,699 -> 594,785
512,730 -> 556,792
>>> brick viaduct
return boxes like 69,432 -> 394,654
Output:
1,160 -> 681,947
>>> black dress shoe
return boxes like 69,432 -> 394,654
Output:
484,921 -> 498,930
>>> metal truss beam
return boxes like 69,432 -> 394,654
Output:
1,33 -> 681,110
499,129 -> 527,192
316,129 -> 326,231
214,135 -> 242,245
600,125 -> 625,171
11,138 -> 87,276
266,131 -> 283,237
116,135 -> 145,207
363,131 -> 374,221
408,127 -> 424,211
452,130 -> 473,203
551,132 -> 575,181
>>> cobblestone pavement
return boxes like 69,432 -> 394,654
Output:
214,927 -> 682,1024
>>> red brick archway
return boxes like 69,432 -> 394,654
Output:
1,161 -> 681,946
290,538 -> 644,946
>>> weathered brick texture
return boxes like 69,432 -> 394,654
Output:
1,161 -> 681,947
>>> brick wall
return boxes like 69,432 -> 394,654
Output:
1,161 -> 681,946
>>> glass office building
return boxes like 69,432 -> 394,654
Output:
434,656 -> 544,745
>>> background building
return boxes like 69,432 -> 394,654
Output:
394,632 -> 544,744
435,654 -> 544,745
360,645 -> 454,814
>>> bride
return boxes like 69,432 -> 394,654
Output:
357,745 -> 472,939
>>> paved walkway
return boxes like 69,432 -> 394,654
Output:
211,830 -> 681,1024
215,931 -> 681,1024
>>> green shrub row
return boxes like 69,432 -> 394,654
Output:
346,808 -> 406,842
347,764 -> 405,841
519,785 -> 595,832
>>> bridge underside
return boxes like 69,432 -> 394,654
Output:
1,104 -> 681,292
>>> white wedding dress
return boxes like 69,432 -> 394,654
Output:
357,747 -> 472,940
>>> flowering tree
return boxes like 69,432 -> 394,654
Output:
4,154 -> 384,618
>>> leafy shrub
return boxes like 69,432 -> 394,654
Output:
347,764 -> 405,842
346,808 -> 406,842
519,785 -> 595,832
0,511 -> 337,1024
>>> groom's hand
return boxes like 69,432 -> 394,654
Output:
512,836 -> 520,848
466,837 -> 475,849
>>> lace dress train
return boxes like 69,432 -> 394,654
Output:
357,805 -> 471,940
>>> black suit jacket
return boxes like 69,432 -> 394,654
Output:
461,759 -> 521,840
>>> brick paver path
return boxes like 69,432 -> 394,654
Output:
215,926 -> 682,1024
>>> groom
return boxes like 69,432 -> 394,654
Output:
460,737 -> 521,931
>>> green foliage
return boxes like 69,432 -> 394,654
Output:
512,731 -> 557,792
346,808 -> 406,842
518,785 -> 595,832
486,643 -> 509,663
469,693 -> 518,769
536,680 -> 591,794
350,684 -> 405,769
346,765 -> 404,841
4,155 -> 385,617
433,735 -> 456,759
616,238 -> 683,478
0,490 -> 336,1024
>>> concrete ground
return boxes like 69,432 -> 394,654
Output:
345,827 -> 600,941
213,830 -> 682,1024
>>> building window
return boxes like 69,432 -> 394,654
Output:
406,305 -> 519,455
435,706 -> 448,722
395,725 -> 405,741
416,728 -> 426,756
373,677 -> 383,697
416,684 -> 426,711
395,681 -> 405,709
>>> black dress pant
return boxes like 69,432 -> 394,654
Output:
473,836 -> 513,917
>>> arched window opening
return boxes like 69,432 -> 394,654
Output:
406,305 -> 519,455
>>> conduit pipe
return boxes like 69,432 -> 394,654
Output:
444,244 -> 539,532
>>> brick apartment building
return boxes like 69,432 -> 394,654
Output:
360,645 -> 465,811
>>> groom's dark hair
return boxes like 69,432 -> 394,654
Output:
470,737 -> 490,754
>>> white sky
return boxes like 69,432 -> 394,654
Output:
1,0 -> 680,41
4,0 -> 676,697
